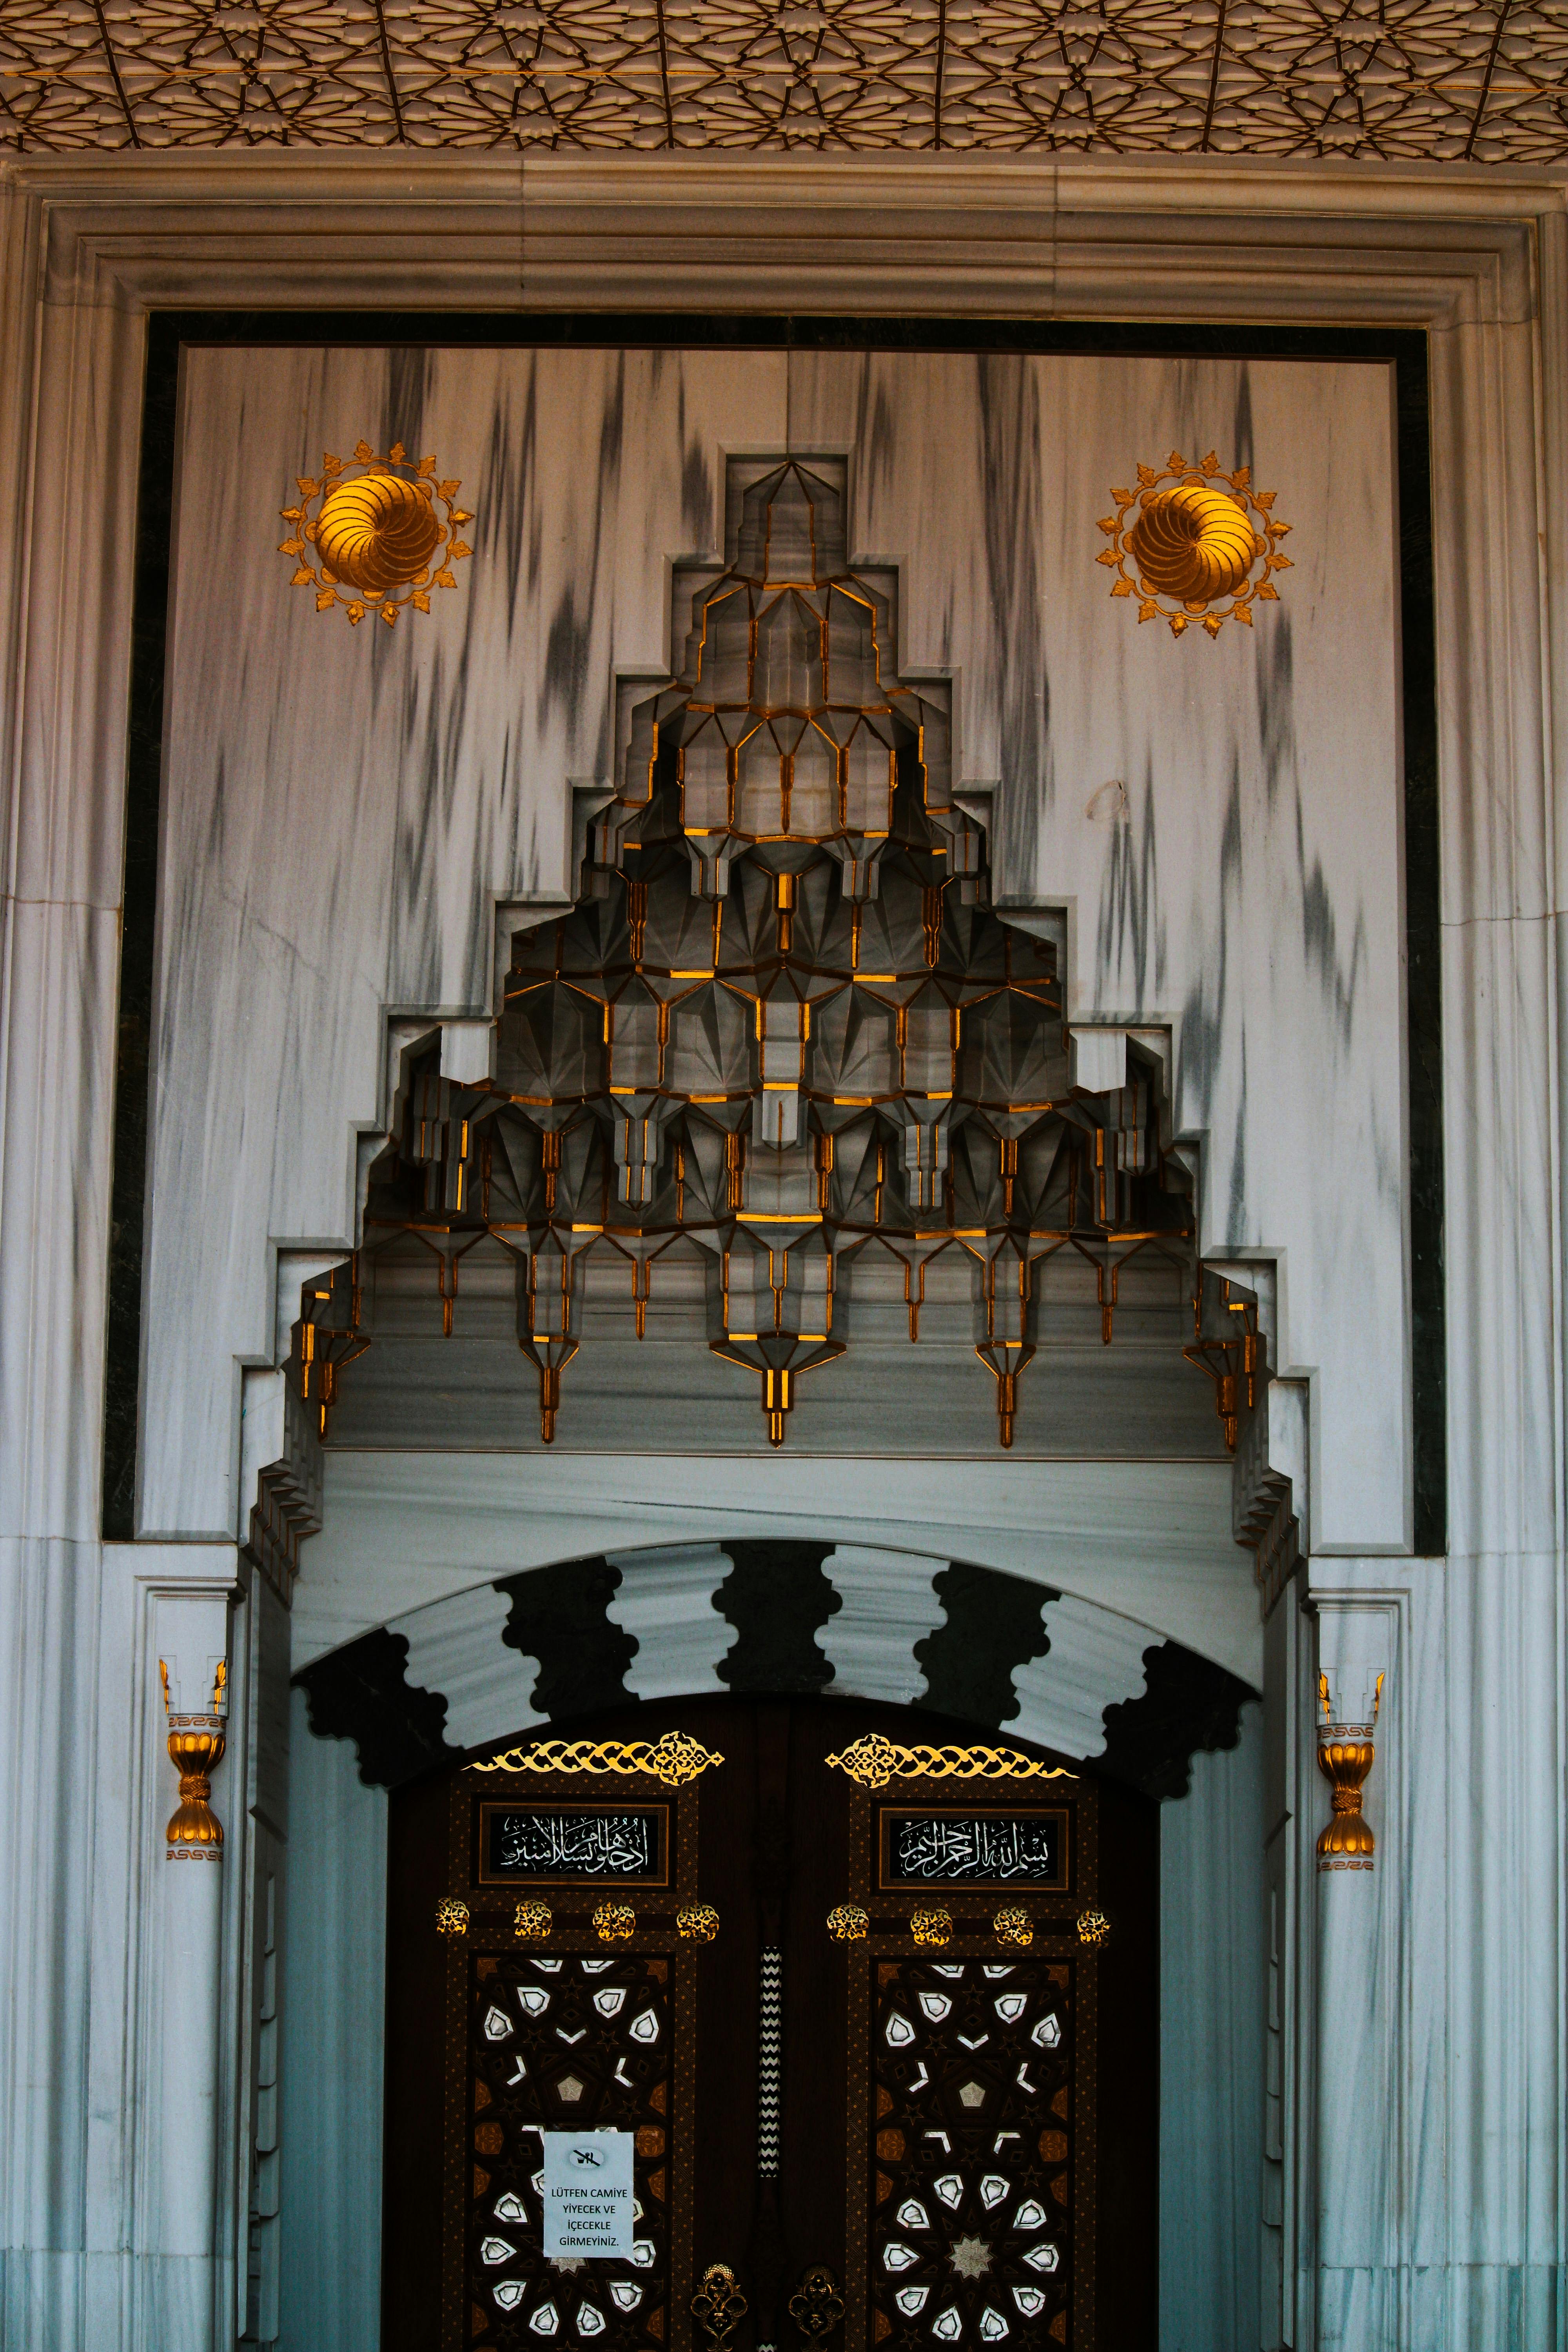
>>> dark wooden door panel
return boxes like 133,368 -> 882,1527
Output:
384,1696 -> 1156,2352
468,1951 -> 675,2350
867,1955 -> 1076,2348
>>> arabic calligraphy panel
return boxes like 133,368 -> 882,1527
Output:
878,1811 -> 1069,1893
479,1805 -> 671,1887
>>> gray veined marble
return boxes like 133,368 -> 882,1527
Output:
294,1448 -> 1257,1685
1012,1592 -> 1153,1759
279,1686 -> 387,2352
604,1543 -> 732,1700
143,344 -> 1405,1559
820,1546 -> 949,1705
397,1578 -> 533,1751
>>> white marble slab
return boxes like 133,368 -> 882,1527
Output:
1011,1592 -> 1152,1757
141,345 -> 788,1540
278,1686 -> 387,2352
790,350 -> 1407,1553
397,1578 -> 534,1751
820,1545 -> 948,1704
604,1542 -> 732,1700
1160,1703 -> 1265,2352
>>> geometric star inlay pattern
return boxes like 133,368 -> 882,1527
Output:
2,0 -> 1565,160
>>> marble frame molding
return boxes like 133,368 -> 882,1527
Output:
0,154 -> 1564,2352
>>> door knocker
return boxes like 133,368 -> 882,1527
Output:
789,2265 -> 845,2339
693,2262 -> 749,2348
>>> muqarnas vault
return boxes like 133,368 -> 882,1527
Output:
296,457 -> 1253,1453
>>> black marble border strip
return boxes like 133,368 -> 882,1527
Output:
105,314 -> 1441,1552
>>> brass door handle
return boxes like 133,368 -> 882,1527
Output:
693,2263 -> 749,2348
788,2267 -> 845,2339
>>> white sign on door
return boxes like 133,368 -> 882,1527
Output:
541,2130 -> 635,2258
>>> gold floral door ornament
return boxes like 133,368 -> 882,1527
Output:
1098,451 -> 1292,638
788,2263 -> 845,2339
1315,1668 -> 1384,1871
278,439 -> 473,626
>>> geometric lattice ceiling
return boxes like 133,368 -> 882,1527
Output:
2,0 -> 1564,158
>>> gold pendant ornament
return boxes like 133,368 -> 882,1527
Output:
278,440 -> 473,628
1098,450 -> 1291,639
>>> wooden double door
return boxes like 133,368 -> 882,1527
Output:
385,1699 -> 1156,2352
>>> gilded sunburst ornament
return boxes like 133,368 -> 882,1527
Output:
1098,450 -> 1292,639
278,439 -> 473,627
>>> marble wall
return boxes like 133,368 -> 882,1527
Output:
4,155 -> 1563,2352
137,336 -> 1397,2352
277,1687 -> 386,2352
1160,1704 -> 1265,2352
143,343 -> 1406,1564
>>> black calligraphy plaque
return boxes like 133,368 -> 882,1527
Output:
477,1802 -> 670,1887
877,1807 -> 1070,1892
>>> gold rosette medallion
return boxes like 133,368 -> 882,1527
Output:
278,439 -> 473,627
1098,450 -> 1291,639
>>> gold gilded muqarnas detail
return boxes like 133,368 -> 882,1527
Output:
278,439 -> 473,628
825,1731 -> 1075,1791
1097,450 -> 1292,640
470,1727 -> 723,1787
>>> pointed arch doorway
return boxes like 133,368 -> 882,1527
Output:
383,1695 -> 1157,2352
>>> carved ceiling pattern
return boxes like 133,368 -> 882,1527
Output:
2,0 -> 1564,161
297,456 -> 1255,1453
